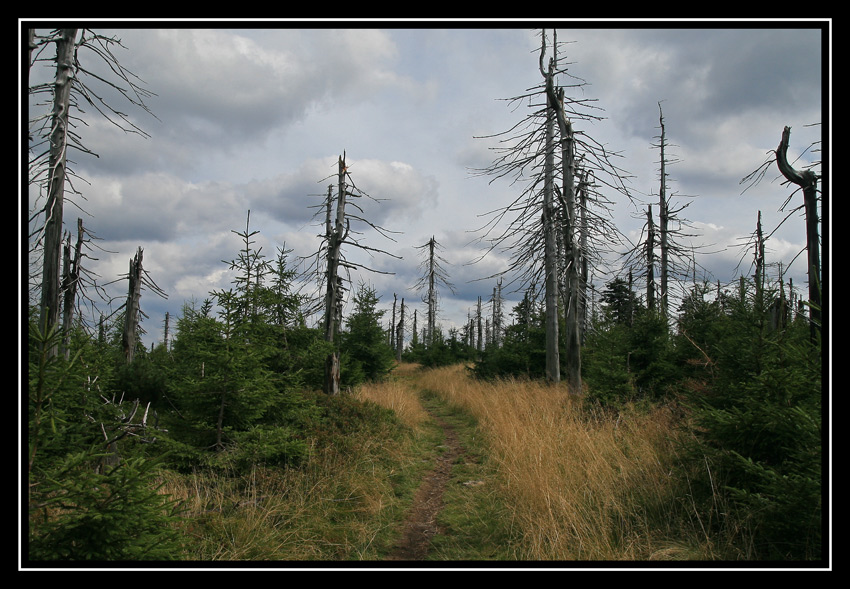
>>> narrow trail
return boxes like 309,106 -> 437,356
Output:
384,408 -> 463,561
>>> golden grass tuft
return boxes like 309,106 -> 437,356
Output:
354,375 -> 430,432
414,364 -> 696,561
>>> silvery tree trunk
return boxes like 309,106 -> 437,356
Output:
557,113 -> 581,394
658,106 -> 670,322
39,29 -> 77,357
322,156 -> 350,395
543,59 -> 560,384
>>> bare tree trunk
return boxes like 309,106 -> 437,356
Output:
476,296 -> 483,357
578,173 -> 589,343
39,29 -> 77,358
427,237 -> 436,347
658,105 -> 670,322
543,60 -> 560,385
163,311 -> 171,350
391,293 -> 397,349
396,298 -> 404,362
322,156 -> 350,395
754,210 -> 766,308
492,278 -> 502,348
646,206 -> 656,311
61,218 -> 84,360
412,309 -> 418,347
775,126 -> 821,339
559,116 -> 581,393
122,247 -> 144,364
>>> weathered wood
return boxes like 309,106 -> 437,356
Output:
775,126 -> 821,338
396,298 -> 404,362
646,206 -> 656,311
122,247 -> 144,364
39,29 -> 78,358
322,157 -> 350,395
658,104 -> 670,321
61,218 -> 84,360
543,58 -> 560,385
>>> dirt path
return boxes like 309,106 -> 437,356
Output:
384,410 -> 462,561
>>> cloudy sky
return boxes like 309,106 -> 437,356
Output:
24,20 -> 827,349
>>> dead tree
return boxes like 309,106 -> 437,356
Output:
390,293 -> 397,349
321,158 -> 350,395
775,126 -> 821,337
650,103 -> 704,322
740,125 -> 822,339
396,298 -> 405,362
121,248 -> 144,364
60,218 -> 85,359
476,296 -> 483,356
412,236 -> 456,348
657,104 -> 671,319
491,278 -> 503,348
34,29 -> 76,356
117,246 -> 167,364
622,102 -> 704,325
754,211 -> 767,305
470,29 -> 630,390
303,153 -> 401,395
28,29 -> 156,356
645,206 -> 656,311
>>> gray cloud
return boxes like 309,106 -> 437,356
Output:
26,23 -> 826,347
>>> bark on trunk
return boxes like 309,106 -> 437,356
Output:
646,206 -> 655,311
122,247 -> 144,364
658,105 -> 669,322
543,61 -> 560,384
39,29 -> 77,357
323,156 -> 349,395
775,126 -> 821,338
61,218 -> 84,359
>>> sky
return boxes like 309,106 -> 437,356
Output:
24,20 -> 828,350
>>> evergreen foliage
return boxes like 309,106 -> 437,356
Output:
502,273 -> 823,560
27,209 -> 822,563
339,283 -> 396,385
471,296 -> 547,380
678,279 -> 822,560
405,326 -> 475,368
27,318 -> 183,561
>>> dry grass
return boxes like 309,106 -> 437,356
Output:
415,364 -> 706,561
157,374 -> 433,561
155,363 -> 716,562
159,450 -> 397,560
353,370 -> 430,432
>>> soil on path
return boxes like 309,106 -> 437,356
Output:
384,410 -> 462,561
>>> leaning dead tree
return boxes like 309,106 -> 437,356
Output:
741,124 -> 822,340
775,126 -> 822,337
28,29 -> 157,356
302,153 -> 402,395
470,29 -> 631,391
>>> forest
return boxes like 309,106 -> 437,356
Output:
25,27 -> 825,566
